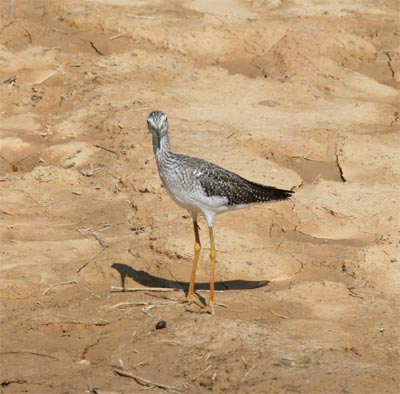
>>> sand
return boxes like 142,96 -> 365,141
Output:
0,0 -> 399,393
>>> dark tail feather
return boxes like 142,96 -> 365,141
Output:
247,180 -> 294,203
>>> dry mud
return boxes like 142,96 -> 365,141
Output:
0,0 -> 399,393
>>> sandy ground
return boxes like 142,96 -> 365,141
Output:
1,0 -> 400,393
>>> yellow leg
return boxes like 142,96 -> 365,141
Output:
187,220 -> 201,299
208,226 -> 216,314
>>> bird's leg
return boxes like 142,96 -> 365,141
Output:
208,226 -> 216,314
187,219 -> 201,300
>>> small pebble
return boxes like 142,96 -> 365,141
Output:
390,258 -> 397,263
155,320 -> 167,330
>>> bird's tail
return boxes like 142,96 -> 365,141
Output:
246,180 -> 294,203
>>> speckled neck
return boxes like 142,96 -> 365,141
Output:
153,132 -> 172,164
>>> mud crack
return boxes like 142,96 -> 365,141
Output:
81,337 -> 101,360
1,378 -> 28,386
335,148 -> 346,182
385,52 -> 395,83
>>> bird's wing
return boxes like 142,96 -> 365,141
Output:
187,158 -> 293,206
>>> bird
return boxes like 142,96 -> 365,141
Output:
146,110 -> 294,313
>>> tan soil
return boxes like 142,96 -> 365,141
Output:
1,0 -> 399,393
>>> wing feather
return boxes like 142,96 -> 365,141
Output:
187,158 -> 293,206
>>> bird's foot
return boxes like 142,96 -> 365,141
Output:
207,301 -> 228,314
180,295 -> 204,308
179,293 -> 208,313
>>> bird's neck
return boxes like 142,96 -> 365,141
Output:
152,132 -> 172,161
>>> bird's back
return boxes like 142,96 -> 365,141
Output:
158,151 -> 293,208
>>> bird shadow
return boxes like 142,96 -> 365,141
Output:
111,263 -> 269,293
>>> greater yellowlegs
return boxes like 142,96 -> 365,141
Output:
147,111 -> 293,312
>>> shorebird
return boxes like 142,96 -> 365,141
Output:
147,111 -> 293,313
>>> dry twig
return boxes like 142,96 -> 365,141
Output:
113,368 -> 181,393
76,227 -> 108,249
77,248 -> 105,273
110,301 -> 174,309
111,286 -> 179,293
141,305 -> 155,317
109,33 -> 129,40
193,365 -> 213,379
268,309 -> 290,319
92,390 -> 137,394
127,15 -> 155,19
1,350 -> 59,360
360,275 -> 371,288
42,280 -> 79,296
240,365 -> 255,382
144,292 -> 177,301
75,226 -> 108,273
93,144 -> 118,155
89,231 -> 108,249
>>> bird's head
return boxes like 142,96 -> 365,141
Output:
147,111 -> 169,136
